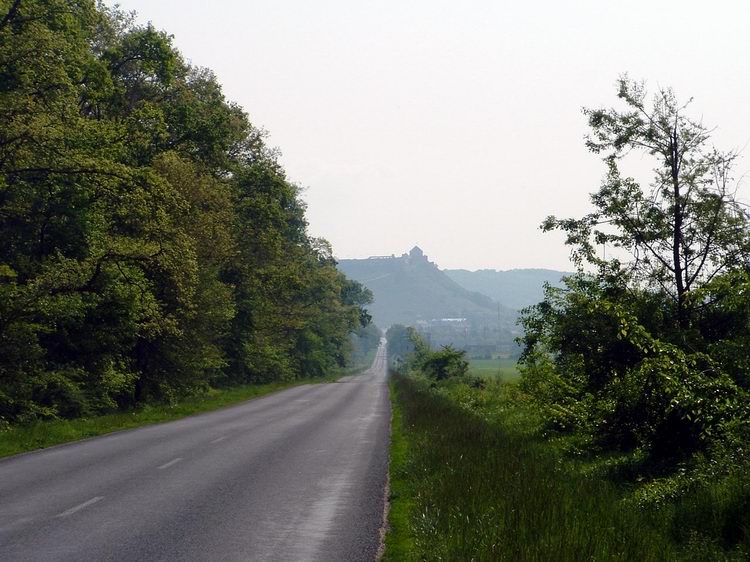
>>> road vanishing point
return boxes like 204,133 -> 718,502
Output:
0,343 -> 391,561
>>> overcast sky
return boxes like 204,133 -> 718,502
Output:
108,0 -> 750,270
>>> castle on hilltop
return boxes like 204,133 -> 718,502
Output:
368,246 -> 429,264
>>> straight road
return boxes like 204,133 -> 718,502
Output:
0,342 -> 391,561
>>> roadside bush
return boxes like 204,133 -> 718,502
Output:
521,280 -> 746,459
421,345 -> 469,381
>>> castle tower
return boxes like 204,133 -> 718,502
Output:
409,246 -> 425,259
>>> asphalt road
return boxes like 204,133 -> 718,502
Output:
0,342 -> 391,562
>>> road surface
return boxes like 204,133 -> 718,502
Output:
0,343 -> 391,561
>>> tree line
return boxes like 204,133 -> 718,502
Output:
0,0 -> 372,424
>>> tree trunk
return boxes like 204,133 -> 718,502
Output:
670,128 -> 687,329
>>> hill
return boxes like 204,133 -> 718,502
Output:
337,247 -> 517,331
444,268 -> 569,310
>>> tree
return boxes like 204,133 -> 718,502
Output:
520,79 -> 750,461
421,345 -> 468,381
544,77 -> 750,331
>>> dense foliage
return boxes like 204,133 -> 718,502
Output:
386,324 -> 469,381
0,0 -> 372,424
519,78 -> 750,553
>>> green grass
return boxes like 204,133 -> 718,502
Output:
0,357 -> 376,459
467,357 -> 520,382
384,373 -> 677,561
382,376 -> 416,561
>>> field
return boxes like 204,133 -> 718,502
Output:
467,357 -> 520,381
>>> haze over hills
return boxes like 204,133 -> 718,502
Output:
444,268 -> 569,310
337,247 -> 569,353
337,247 -> 517,329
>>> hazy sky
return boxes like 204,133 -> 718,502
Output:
108,0 -> 750,270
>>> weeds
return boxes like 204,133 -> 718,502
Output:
386,374 -> 676,561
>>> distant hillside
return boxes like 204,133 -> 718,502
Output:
337,247 -> 517,330
444,268 -> 569,310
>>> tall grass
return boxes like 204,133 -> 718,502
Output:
383,380 -> 416,560
662,473 -> 750,561
385,374 -> 677,561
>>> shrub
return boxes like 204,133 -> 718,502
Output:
420,345 -> 469,381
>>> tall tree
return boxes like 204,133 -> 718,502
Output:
544,77 -> 750,330
521,78 -> 750,459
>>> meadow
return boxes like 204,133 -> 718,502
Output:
467,357 -> 520,381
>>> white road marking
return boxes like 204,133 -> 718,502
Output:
210,436 -> 227,444
56,496 -> 104,517
157,457 -> 183,470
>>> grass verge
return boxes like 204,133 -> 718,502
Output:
0,359 -> 375,459
382,375 -> 416,561
384,373 -> 677,561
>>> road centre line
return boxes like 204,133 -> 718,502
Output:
157,457 -> 183,470
210,436 -> 227,443
56,496 -> 104,517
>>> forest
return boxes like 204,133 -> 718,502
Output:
0,0 -> 374,426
